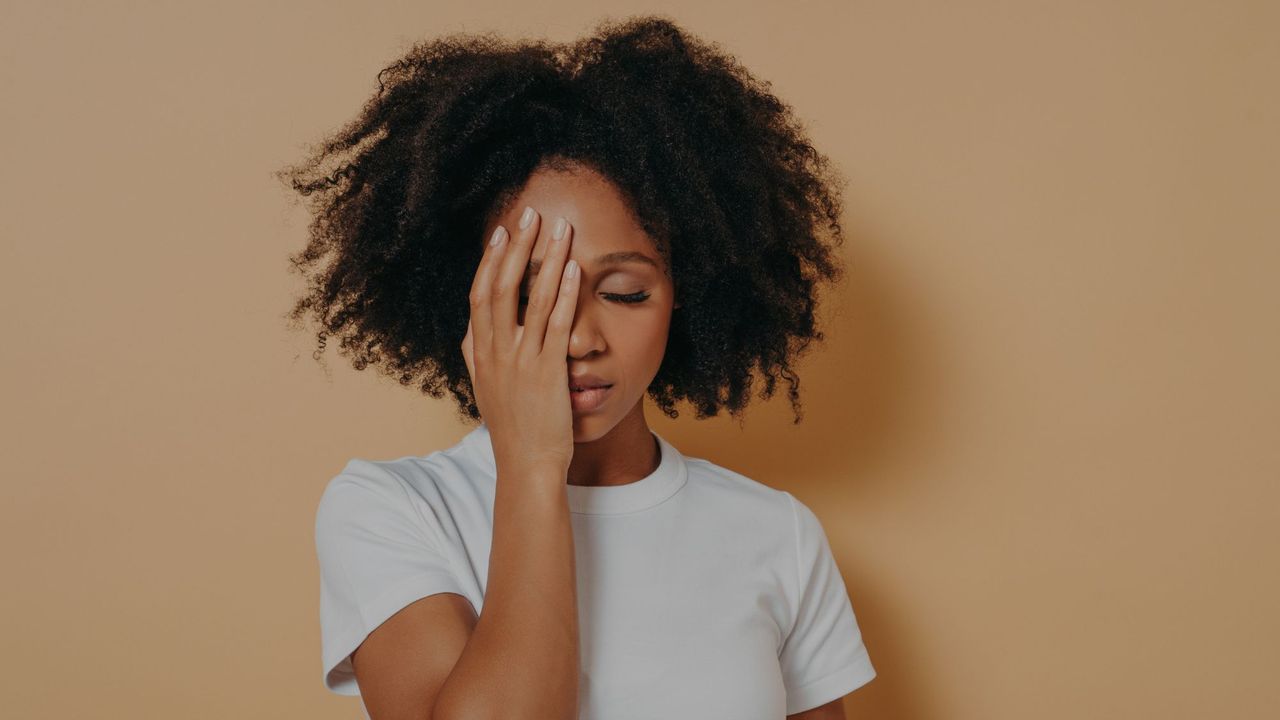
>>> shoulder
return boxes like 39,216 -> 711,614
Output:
683,454 -> 788,498
677,451 -> 834,550
679,452 -> 800,534
315,437 -> 490,527
313,458 -> 426,545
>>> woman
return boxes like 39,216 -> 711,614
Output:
280,15 -> 876,719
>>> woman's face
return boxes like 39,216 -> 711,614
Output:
482,163 -> 677,442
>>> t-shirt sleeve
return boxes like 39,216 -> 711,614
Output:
314,459 -> 467,696
778,492 -> 877,714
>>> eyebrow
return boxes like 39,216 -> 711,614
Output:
528,251 -> 660,275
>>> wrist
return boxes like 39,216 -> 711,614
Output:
494,459 -> 568,489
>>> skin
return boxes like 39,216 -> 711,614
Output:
480,162 -> 681,488
791,698 -> 847,719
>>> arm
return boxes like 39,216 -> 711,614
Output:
788,698 -> 847,720
420,201 -> 580,719
350,592 -> 478,720
430,471 -> 579,720
350,469 -> 578,720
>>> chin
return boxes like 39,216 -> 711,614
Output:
571,413 -> 618,443
576,404 -> 634,443
570,389 -> 647,444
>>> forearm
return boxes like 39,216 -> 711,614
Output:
433,470 -> 579,720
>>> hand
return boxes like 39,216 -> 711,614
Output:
461,206 -> 580,477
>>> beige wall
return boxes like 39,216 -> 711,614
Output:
3,1 -> 1276,717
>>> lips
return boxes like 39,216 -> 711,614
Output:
569,384 -> 613,413
568,372 -> 613,413
568,373 -> 612,392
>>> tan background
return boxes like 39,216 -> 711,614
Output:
3,1 -> 1276,718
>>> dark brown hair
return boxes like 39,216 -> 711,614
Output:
276,15 -> 847,424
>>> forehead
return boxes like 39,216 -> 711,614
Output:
504,164 -> 660,264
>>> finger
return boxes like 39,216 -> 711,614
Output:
541,254 -> 581,363
518,216 -> 572,358
492,206 -> 541,354
469,223 -> 510,358
461,317 -> 476,381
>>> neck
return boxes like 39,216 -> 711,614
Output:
567,402 -> 659,487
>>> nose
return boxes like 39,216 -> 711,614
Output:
566,291 -> 606,359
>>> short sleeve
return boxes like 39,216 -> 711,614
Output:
314,459 -> 467,696
778,492 -> 877,714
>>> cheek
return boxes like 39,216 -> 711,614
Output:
613,310 -> 671,368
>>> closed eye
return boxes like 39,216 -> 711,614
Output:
603,291 -> 650,304
519,291 -> 650,305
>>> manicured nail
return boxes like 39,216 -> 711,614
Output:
519,206 -> 535,229
489,226 -> 505,247
565,259 -> 578,278
553,217 -> 567,240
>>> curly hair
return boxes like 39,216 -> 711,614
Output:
276,14 -> 848,425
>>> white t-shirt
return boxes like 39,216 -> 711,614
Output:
314,422 -> 876,717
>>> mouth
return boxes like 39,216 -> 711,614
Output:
568,384 -> 613,412
569,383 -> 613,392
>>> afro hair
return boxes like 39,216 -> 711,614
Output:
276,14 -> 848,425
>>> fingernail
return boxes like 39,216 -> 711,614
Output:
566,259 -> 578,278
553,217 -> 567,240
519,206 -> 535,229
489,226 -> 505,247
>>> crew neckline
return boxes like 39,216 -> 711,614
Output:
461,422 -> 688,515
